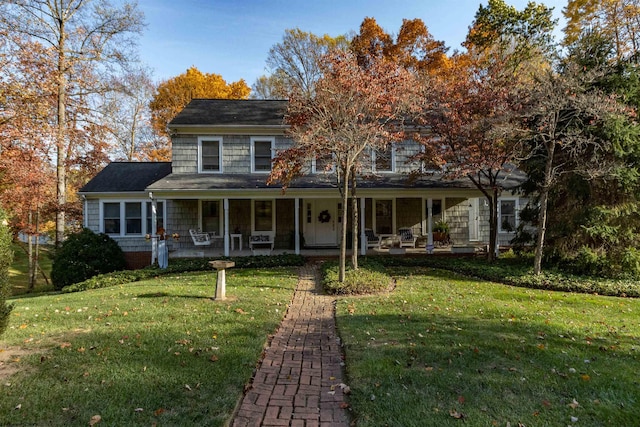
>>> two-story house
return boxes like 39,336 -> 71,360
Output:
79,99 -> 525,268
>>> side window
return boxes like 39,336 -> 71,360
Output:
251,138 -> 274,172
199,137 -> 222,173
103,202 -> 121,234
499,200 -> 517,232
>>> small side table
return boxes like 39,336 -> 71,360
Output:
230,233 -> 242,251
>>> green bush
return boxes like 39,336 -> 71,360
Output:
51,229 -> 126,290
321,259 -> 393,295
0,206 -> 14,337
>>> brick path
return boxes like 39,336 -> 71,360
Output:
232,263 -> 350,427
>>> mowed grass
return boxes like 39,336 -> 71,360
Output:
337,267 -> 640,426
1,268 -> 298,426
9,242 -> 54,295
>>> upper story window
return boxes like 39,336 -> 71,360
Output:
251,137 -> 274,173
373,145 -> 394,172
198,137 -> 223,173
312,153 -> 335,174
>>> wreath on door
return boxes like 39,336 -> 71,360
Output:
318,210 -> 331,223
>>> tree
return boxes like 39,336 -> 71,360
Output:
417,53 -> 525,261
102,67 -> 157,161
269,50 -> 418,281
149,66 -> 250,157
520,64 -> 625,274
251,73 -> 287,99
351,17 -> 448,74
257,28 -> 348,98
0,204 -> 13,337
563,0 -> 640,61
0,0 -> 145,246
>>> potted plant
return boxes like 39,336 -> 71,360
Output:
433,220 -> 449,242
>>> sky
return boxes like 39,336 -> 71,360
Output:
137,0 -> 568,87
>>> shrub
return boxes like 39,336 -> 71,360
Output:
52,229 -> 126,290
0,206 -> 14,337
322,259 -> 393,295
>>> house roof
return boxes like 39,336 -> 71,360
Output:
168,99 -> 288,128
79,162 -> 172,193
146,171 -> 526,193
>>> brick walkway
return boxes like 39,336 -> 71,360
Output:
232,263 -> 350,427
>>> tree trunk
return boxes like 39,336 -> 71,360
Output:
55,28 -> 67,246
351,175 -> 358,270
534,142 -> 555,275
488,188 -> 499,262
339,168 -> 350,282
28,211 -> 34,292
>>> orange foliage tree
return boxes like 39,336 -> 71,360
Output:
269,50 -> 419,280
149,67 -> 250,160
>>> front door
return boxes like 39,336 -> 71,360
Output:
469,198 -> 480,241
306,199 -> 338,246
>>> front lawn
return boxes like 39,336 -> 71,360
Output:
337,267 -> 640,426
0,268 -> 298,426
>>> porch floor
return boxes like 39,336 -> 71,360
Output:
169,245 -> 485,259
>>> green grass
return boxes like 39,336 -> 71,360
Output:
337,267 -> 640,426
8,242 -> 54,295
1,268 -> 298,426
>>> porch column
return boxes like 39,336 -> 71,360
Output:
150,192 -> 158,264
223,198 -> 230,257
427,198 -> 434,253
360,197 -> 366,256
294,198 -> 300,255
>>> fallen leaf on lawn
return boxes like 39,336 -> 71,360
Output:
568,399 -> 580,409
60,342 -> 72,349
78,347 -> 85,353
449,409 -> 465,419
581,374 -> 591,381
340,402 -> 350,409
89,414 -> 101,425
14,404 -> 21,410
458,396 -> 465,404
154,408 -> 165,416
339,383 -> 351,394
134,408 -> 144,412
184,384 -> 192,391
235,308 -> 247,315
571,416 -> 579,422
210,355 -> 219,362
425,366 -> 434,371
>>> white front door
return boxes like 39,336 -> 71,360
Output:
306,199 -> 338,246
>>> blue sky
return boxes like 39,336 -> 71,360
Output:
137,0 -> 567,86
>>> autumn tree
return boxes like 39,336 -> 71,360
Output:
519,64 -> 627,275
102,68 -> 157,161
0,0 -> 145,246
563,0 -> 640,61
149,66 -> 250,159
351,17 -> 448,74
0,204 -> 13,337
254,28 -> 348,99
269,50 -> 418,281
417,54 -> 525,261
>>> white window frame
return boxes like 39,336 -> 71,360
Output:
498,198 -> 519,233
372,144 -> 395,173
198,136 -> 223,174
311,153 -> 336,174
251,137 -> 275,173
99,200 -> 166,237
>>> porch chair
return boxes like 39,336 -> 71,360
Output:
189,229 -> 211,246
398,227 -> 417,248
364,228 -> 381,249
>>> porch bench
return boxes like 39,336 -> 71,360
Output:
249,231 -> 275,254
189,229 -> 211,246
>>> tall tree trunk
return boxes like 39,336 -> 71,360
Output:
488,187 -> 499,262
28,211 -> 34,291
339,168 -> 350,282
350,173 -> 358,270
55,29 -> 67,246
534,141 -> 555,275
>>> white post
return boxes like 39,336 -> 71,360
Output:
294,198 -> 300,254
426,198 -> 434,254
360,197 -> 366,256
150,193 -> 158,264
223,198 -> 230,257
